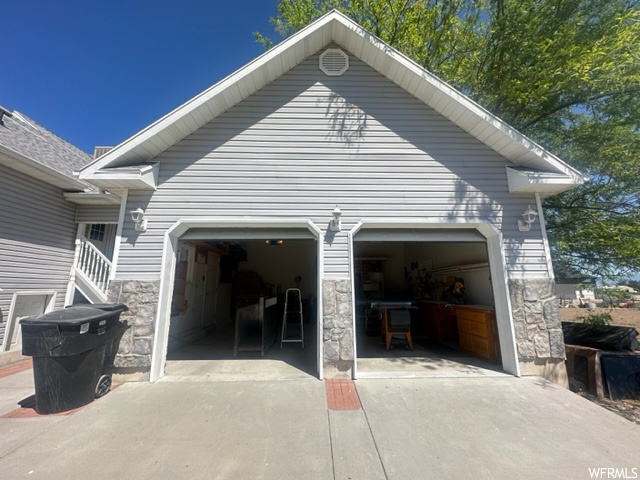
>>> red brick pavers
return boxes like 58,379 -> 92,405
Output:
0,359 -> 32,379
325,379 -> 361,410
1,404 -> 83,418
0,360 -> 117,418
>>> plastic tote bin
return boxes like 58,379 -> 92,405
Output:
20,304 -> 127,414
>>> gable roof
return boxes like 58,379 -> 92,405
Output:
79,10 -> 585,194
0,107 -> 91,190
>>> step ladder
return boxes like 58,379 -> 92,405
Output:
281,288 -> 304,348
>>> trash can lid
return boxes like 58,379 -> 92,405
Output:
68,303 -> 129,313
20,307 -> 113,326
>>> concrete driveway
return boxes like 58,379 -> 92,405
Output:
1,368 -> 639,479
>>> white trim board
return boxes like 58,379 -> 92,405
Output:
79,10 -> 584,194
149,218 -> 324,382
348,219 -> 520,378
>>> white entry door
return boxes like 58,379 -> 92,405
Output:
1,294 -> 52,352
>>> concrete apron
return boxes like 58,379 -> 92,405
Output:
1,375 -> 640,479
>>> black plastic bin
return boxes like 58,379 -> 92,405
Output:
20,304 -> 128,414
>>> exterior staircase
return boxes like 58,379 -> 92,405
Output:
73,235 -> 112,303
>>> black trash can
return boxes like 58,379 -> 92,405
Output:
68,303 -> 130,371
20,304 -> 128,414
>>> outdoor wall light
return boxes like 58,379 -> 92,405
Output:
518,205 -> 538,232
330,206 -> 342,232
130,207 -> 147,232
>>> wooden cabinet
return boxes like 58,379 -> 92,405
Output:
456,306 -> 500,362
417,301 -> 500,363
418,301 -> 456,342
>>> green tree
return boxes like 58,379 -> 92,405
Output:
257,0 -> 640,281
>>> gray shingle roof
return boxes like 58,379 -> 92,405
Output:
0,108 -> 92,177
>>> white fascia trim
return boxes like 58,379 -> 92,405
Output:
355,28 -> 583,178
348,218 -> 519,377
506,166 -> 585,194
63,191 -> 122,205
84,164 -> 158,190
0,144 -> 88,191
150,217 -> 324,382
78,8 -> 582,183
79,13 -> 341,179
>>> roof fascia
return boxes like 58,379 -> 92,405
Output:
79,9 -> 583,183
506,166 -> 586,195
84,163 -> 159,190
78,11 -> 341,180
329,15 -> 583,179
63,191 -> 122,205
86,163 -> 160,190
0,144 -> 88,191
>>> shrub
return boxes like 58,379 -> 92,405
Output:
576,312 -> 613,328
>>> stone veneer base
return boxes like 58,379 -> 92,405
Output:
109,367 -> 151,383
322,279 -> 355,377
519,359 -> 569,388
106,280 -> 160,372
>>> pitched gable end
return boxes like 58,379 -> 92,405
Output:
79,10 -> 584,193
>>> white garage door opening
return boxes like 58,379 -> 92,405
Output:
151,220 -> 324,382
350,223 -> 518,378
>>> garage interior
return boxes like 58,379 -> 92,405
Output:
354,230 -> 505,378
164,236 -> 319,380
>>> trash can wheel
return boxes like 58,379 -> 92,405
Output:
95,375 -> 112,398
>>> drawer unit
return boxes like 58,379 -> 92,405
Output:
471,335 -> 491,360
458,331 -> 474,353
457,317 -> 471,334
469,320 -> 488,339
455,306 -> 499,362
457,316 -> 488,339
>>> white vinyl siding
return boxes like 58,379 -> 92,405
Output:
75,205 -> 120,223
114,51 -> 546,280
0,164 -> 77,341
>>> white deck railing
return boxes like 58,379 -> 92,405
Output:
77,235 -> 112,296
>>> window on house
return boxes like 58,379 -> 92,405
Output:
87,224 -> 106,242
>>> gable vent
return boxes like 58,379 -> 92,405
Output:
320,49 -> 349,76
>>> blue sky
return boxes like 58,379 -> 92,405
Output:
3,1 -> 280,153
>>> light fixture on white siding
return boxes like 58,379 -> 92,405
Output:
130,207 -> 147,232
518,205 -> 538,232
330,206 -> 342,232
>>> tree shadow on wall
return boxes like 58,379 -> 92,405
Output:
323,92 -> 368,148
447,177 -> 502,225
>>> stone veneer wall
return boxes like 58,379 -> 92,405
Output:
322,279 -> 354,377
509,278 -> 568,385
106,280 -> 160,373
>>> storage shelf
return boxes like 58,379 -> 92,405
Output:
431,262 -> 489,275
